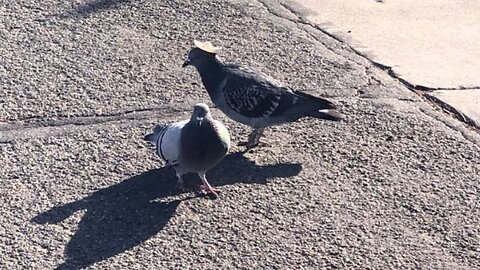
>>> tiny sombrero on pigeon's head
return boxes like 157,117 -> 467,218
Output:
182,40 -> 222,67
193,40 -> 222,54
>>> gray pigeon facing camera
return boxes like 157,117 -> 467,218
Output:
144,103 -> 230,198
182,40 -> 343,149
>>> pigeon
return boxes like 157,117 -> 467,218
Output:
182,40 -> 343,149
144,103 -> 231,198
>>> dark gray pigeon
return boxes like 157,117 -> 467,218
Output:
144,103 -> 231,198
182,40 -> 343,149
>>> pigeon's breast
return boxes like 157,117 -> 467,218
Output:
179,123 -> 229,173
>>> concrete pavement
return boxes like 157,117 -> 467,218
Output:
290,0 -> 480,128
1,0 -> 479,269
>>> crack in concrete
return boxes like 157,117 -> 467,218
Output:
0,119 -> 142,144
6,107 -> 162,129
1,108 -> 158,132
425,86 -> 480,91
423,94 -> 477,128
370,63 -> 480,92
0,110 -> 184,144
0,104 -> 197,143
0,101 -> 199,131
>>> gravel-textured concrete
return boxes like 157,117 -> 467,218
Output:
1,0 -> 479,269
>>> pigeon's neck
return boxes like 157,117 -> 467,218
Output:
197,58 -> 224,98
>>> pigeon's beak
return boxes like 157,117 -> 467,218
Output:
182,59 -> 191,68
196,116 -> 204,126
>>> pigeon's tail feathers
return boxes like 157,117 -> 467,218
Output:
294,90 -> 337,110
291,90 -> 343,121
144,133 -> 156,143
144,125 -> 168,143
306,109 -> 344,121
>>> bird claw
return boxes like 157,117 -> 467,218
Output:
198,185 -> 220,199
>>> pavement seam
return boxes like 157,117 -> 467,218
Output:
0,112 -> 168,144
423,93 -> 478,128
0,99 -> 202,131
3,107 -> 163,129
0,105 -> 196,143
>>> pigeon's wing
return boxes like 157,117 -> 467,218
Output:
222,65 -> 298,118
156,120 -> 188,166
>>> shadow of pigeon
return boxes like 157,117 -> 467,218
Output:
209,152 -> 303,186
32,152 -> 302,269
75,0 -> 133,16
32,167 -> 179,270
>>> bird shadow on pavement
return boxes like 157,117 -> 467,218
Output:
73,0 -> 133,16
208,152 -> 303,187
31,152 -> 302,270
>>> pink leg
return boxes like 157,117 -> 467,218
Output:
198,172 -> 220,198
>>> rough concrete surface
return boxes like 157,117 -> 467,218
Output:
291,0 -> 480,89
1,0 -> 479,269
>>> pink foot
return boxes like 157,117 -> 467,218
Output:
199,185 -> 221,198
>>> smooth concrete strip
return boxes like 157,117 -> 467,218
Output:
291,0 -> 480,89
427,89 -> 480,127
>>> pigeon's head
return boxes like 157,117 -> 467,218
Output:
182,40 -> 221,68
191,103 -> 212,125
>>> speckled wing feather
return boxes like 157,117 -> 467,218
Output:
222,65 -> 298,118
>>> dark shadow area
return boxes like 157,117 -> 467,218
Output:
33,167 -> 180,270
209,152 -> 303,186
32,152 -> 302,269
75,0 -> 133,16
